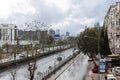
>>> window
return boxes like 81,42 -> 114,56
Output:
118,19 -> 120,26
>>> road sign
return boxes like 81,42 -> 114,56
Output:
54,34 -> 60,38
99,59 -> 106,72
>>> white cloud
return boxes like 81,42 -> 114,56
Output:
0,0 -> 119,35
12,0 -> 36,14
45,0 -> 70,12
0,0 -> 36,19
79,18 -> 96,26
0,0 -> 12,18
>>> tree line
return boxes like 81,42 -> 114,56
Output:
76,26 -> 111,66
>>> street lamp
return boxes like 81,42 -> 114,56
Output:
84,35 -> 101,59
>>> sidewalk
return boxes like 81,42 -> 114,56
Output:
84,61 -> 106,80
85,72 -> 106,80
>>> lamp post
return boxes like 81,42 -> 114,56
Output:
84,35 -> 101,59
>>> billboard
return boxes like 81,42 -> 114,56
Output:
99,59 -> 106,72
54,34 -> 60,38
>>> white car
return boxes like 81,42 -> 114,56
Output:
105,74 -> 116,80
112,67 -> 120,75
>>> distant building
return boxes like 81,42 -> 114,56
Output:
94,22 -> 100,28
66,32 -> 69,36
103,1 -> 120,54
0,24 -> 18,41
18,30 -> 48,43
54,29 -> 60,41
56,29 -> 60,35
49,29 -> 55,37
0,24 -> 18,46
60,34 -> 67,41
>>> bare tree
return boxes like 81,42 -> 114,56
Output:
2,43 -> 11,54
10,69 -> 17,80
0,54 -> 2,63
25,21 -> 38,80
0,47 -> 3,63
27,58 -> 37,80
23,20 -> 50,80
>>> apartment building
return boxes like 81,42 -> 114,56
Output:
49,29 -> 55,37
103,2 -> 120,54
0,24 -> 18,46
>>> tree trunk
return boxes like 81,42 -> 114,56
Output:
53,43 -> 54,51
49,46 -> 50,52
35,49 -> 37,55
27,50 -> 29,58
30,75 -> 34,80
91,57 -> 97,67
14,53 -> 16,61
87,53 -> 97,67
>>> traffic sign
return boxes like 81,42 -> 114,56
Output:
54,34 -> 60,38
99,59 -> 106,72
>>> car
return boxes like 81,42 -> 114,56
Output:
105,74 -> 116,80
112,67 -> 120,76
107,67 -> 113,73
19,54 -> 25,58
92,66 -> 108,73
92,66 -> 99,73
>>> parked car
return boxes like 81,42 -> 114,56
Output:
112,67 -> 120,74
19,54 -> 25,58
105,74 -> 116,80
92,66 -> 99,73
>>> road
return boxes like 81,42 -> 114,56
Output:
0,48 -> 74,80
55,53 -> 89,80
1,45 -> 70,63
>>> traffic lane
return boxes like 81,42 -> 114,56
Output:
56,54 -> 89,80
0,48 -> 74,80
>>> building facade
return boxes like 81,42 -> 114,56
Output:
103,1 -> 120,54
18,30 -> 48,44
0,24 -> 18,46
66,32 -> 69,37
49,29 -> 55,37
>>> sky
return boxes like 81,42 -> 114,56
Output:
0,0 -> 119,36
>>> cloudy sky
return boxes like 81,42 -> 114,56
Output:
0,0 -> 119,36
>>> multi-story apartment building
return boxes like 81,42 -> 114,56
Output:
18,30 -> 48,44
0,24 -> 18,46
103,1 -> 120,54
49,29 -> 55,37
66,32 -> 69,37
